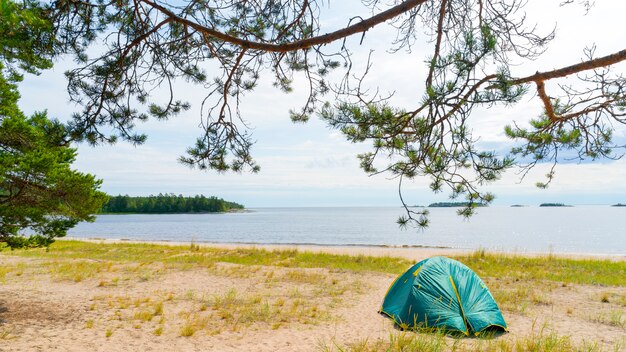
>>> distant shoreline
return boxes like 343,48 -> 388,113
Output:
97,208 -> 254,215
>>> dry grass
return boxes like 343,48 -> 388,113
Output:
321,324 -> 613,352
486,281 -> 556,315
590,310 -> 625,329
60,262 -> 364,339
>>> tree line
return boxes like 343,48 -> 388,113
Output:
100,194 -> 244,214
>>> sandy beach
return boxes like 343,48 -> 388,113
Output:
0,240 -> 625,351
70,237 -> 626,261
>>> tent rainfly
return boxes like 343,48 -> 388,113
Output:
380,256 -> 507,336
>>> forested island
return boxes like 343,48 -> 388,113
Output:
539,203 -> 572,207
100,194 -> 245,214
428,202 -> 487,207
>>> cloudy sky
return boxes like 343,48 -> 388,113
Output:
17,0 -> 626,207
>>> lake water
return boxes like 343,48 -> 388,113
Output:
68,206 -> 626,255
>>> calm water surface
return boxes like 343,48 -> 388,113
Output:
69,206 -> 626,255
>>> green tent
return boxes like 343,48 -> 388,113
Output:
379,256 -> 507,336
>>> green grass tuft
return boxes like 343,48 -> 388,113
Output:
3,241 -> 625,289
454,251 -> 626,287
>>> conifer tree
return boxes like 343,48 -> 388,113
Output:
0,0 -> 107,248
20,0 -> 626,226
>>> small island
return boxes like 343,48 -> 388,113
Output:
100,194 -> 245,214
539,203 -> 572,207
428,202 -> 487,208
510,204 -> 526,207
611,203 -> 626,207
